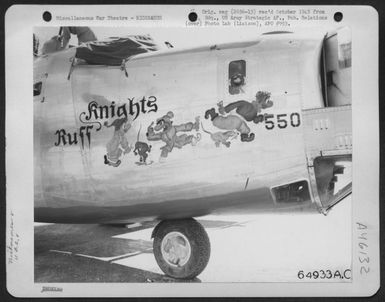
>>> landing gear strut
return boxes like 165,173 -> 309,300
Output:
152,218 -> 210,279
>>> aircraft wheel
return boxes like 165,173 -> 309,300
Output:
152,218 -> 210,279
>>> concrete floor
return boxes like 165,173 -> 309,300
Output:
35,196 -> 352,283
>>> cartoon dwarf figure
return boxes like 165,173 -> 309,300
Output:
218,91 -> 273,124
146,111 -> 201,160
104,116 -> 132,167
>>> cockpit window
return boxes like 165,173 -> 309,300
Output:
229,60 -> 246,95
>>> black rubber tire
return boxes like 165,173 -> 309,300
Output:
153,218 -> 210,279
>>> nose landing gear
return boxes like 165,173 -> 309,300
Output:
152,218 -> 210,279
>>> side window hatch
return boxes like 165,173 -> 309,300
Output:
34,73 -> 48,102
228,60 -> 246,95
34,81 -> 42,96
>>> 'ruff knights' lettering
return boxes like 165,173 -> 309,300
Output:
54,96 -> 158,149
54,126 -> 93,149
83,96 -> 158,121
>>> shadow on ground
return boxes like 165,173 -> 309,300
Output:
35,219 -> 236,283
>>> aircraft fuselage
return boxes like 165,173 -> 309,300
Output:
34,32 -> 352,223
